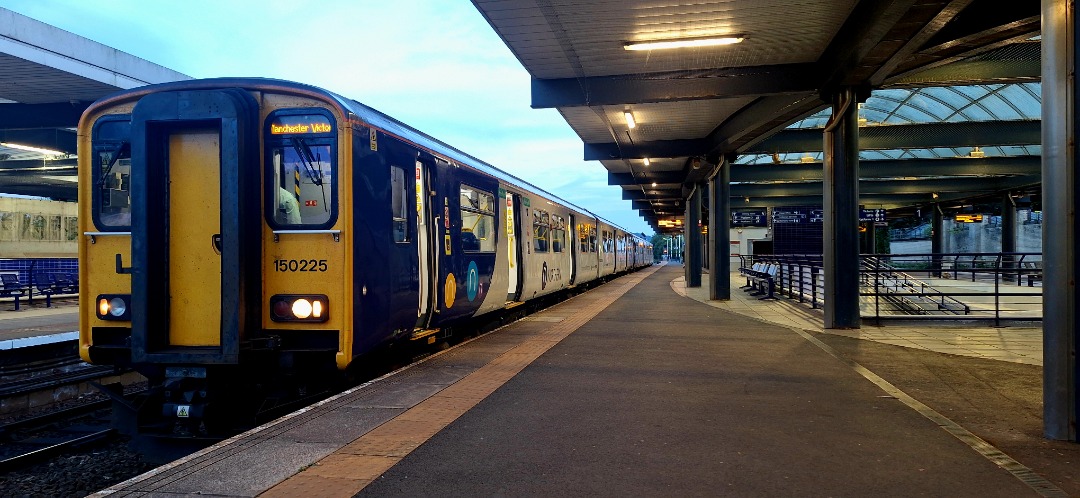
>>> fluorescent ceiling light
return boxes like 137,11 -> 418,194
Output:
624,36 -> 745,51
624,111 -> 636,129
1,142 -> 66,156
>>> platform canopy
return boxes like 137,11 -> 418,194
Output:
0,7 -> 190,201
472,0 -> 1041,232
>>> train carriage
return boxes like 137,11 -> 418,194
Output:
78,78 -> 650,442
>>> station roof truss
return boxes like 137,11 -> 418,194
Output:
473,0 -> 1043,232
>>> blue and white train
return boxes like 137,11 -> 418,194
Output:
77,78 -> 651,439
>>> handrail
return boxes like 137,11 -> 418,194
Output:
739,252 -> 1041,325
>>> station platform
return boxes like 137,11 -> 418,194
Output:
93,263 -> 1077,497
0,299 -> 77,346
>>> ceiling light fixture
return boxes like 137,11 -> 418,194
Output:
1,142 -> 65,156
624,111 -> 636,129
643,157 -> 650,166
652,182 -> 657,187
624,35 -> 745,51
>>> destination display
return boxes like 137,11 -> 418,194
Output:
731,209 -> 767,227
268,114 -> 334,135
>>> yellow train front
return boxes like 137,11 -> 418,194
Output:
79,80 -> 362,445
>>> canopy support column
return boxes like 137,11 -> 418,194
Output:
823,86 -> 863,329
1042,0 -> 1078,441
709,159 -> 731,300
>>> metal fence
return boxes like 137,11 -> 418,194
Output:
739,252 -> 1042,326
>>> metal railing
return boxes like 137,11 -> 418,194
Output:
739,252 -> 1042,326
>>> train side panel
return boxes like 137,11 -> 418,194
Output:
598,221 -> 616,277
516,192 -> 573,300
430,160 -> 500,324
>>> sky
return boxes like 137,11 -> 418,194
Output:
3,0 -> 652,235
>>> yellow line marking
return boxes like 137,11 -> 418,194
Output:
261,266 -> 659,497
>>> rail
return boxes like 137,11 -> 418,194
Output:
739,252 -> 1042,326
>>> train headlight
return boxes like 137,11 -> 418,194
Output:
96,294 -> 131,321
270,294 -> 328,322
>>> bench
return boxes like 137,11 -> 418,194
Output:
739,262 -> 777,300
1020,261 -> 1042,287
0,273 -> 29,310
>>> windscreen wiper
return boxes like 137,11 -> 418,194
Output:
97,142 -> 129,188
290,137 -> 324,186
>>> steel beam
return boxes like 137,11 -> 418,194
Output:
0,128 -> 77,154
730,175 -> 1040,197
731,156 -> 1041,182
0,102 -> 90,128
591,121 -> 1040,160
709,160 -> 731,300
748,120 -> 1041,154
608,170 -> 687,186
1040,0 -> 1076,441
531,64 -> 819,108
685,186 -> 702,288
823,87 -> 862,329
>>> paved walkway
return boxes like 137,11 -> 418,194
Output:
677,271 -> 1043,365
95,263 -> 1077,497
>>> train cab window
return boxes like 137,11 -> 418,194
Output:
391,166 -> 408,243
533,210 -> 549,252
266,110 -> 336,228
459,185 -> 495,252
91,118 -> 132,229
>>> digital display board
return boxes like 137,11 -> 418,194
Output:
269,114 -> 333,135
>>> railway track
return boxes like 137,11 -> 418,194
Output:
0,399 -> 117,472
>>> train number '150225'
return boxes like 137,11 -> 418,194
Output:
274,259 -> 328,272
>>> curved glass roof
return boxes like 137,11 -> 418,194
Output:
737,82 -> 1041,165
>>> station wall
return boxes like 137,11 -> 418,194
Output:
0,197 -> 78,258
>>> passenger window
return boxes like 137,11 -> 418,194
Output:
533,210 -> 549,252
459,185 -> 495,252
551,215 -> 565,253
391,166 -> 408,242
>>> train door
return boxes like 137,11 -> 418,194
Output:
415,159 -> 437,328
568,214 -> 578,285
128,89 -> 260,363
505,191 -> 523,302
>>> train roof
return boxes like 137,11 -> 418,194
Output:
85,77 -> 646,240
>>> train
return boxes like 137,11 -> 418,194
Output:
77,78 -> 652,444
